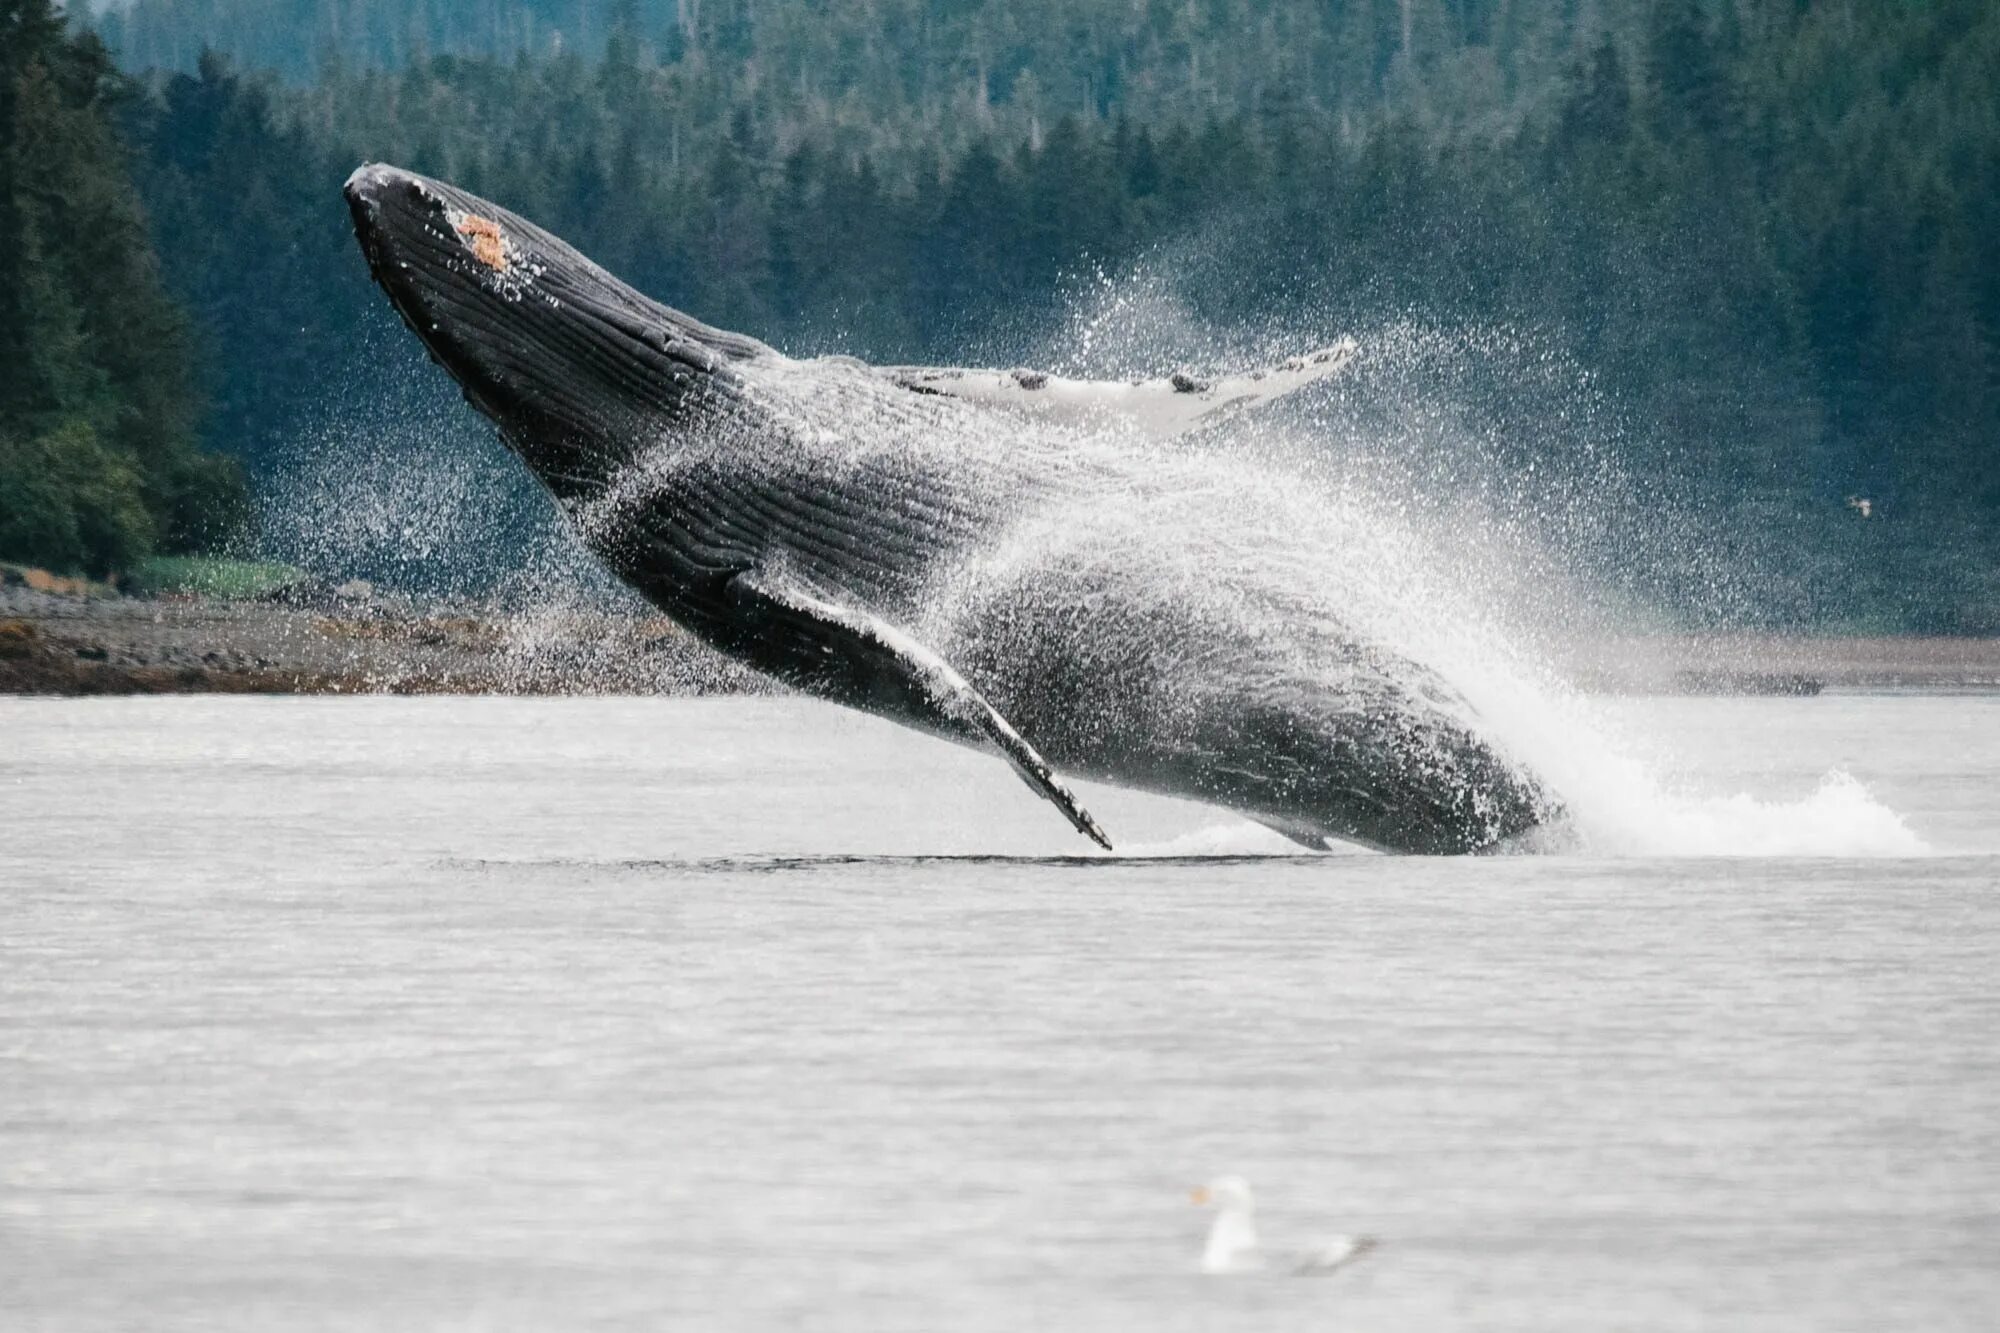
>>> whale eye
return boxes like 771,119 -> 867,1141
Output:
454,214 -> 510,273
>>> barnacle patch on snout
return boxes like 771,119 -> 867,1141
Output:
440,205 -> 545,302
453,213 -> 510,273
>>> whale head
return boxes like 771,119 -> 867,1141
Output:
343,163 -> 765,500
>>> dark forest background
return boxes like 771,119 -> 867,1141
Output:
3,0 -> 1996,629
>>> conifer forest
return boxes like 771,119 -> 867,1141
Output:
4,0 -> 1997,629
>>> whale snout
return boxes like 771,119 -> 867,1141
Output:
342,161 -> 417,229
344,163 -> 490,295
344,162 -> 541,410
345,162 -> 740,494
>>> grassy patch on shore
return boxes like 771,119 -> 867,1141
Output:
126,556 -> 302,600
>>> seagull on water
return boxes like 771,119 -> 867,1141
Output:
1191,1175 -> 1378,1276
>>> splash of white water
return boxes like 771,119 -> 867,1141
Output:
1020,276 -> 1929,859
1416,633 -> 1928,858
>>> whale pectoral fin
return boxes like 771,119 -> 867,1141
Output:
727,572 -> 1113,851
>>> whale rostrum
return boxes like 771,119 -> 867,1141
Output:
344,163 -> 1557,853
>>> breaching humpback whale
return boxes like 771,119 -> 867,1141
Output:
344,163 -> 1555,853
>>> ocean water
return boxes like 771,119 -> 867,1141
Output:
2,693 -> 1996,1331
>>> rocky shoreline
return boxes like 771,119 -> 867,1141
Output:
0,581 -> 769,698
4,577 -> 1999,698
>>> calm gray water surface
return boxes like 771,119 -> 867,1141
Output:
2,694 -> 1997,1331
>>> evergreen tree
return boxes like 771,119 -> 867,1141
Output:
0,0 -> 243,573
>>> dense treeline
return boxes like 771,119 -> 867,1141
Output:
0,0 -> 244,575
52,1 -> 2000,625
97,0 -> 1642,135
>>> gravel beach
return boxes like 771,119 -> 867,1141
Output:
0,582 -> 768,697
